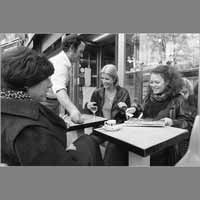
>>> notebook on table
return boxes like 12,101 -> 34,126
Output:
124,118 -> 165,127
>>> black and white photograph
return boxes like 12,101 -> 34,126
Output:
1,33 -> 200,167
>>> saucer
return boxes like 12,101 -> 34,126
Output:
102,124 -> 122,131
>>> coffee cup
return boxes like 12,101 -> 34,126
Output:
104,120 -> 116,127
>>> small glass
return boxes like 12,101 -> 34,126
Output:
90,105 -> 98,120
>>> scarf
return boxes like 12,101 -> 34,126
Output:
0,89 -> 32,100
150,92 -> 170,103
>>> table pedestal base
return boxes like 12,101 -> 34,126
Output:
67,128 -> 93,147
129,152 -> 150,167
67,130 -> 83,147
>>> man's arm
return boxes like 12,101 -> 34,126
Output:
50,54 -> 83,124
56,89 -> 84,124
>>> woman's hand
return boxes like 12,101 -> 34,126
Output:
161,117 -> 173,126
87,102 -> 97,110
118,102 -> 127,109
126,107 -> 137,118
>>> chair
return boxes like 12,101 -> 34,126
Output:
0,163 -> 8,167
176,115 -> 200,167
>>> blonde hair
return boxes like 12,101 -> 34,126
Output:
181,77 -> 193,95
101,64 -> 119,85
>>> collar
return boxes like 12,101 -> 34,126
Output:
60,50 -> 72,68
49,50 -> 72,68
1,89 -> 31,100
1,98 -> 39,120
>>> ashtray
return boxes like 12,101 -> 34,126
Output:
102,124 -> 123,131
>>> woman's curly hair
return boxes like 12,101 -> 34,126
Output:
147,65 -> 183,98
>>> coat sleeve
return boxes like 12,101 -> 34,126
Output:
14,126 -> 90,166
123,89 -> 131,108
172,97 -> 195,132
114,89 -> 131,123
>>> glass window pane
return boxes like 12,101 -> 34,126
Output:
124,33 -> 200,105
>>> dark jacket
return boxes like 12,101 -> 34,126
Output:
85,85 -> 131,123
1,98 -> 103,166
143,94 -> 194,132
142,94 -> 194,166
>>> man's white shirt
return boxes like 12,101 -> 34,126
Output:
48,51 -> 72,98
47,51 -> 72,117
50,50 -> 72,94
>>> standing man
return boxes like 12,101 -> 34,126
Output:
46,34 -> 86,124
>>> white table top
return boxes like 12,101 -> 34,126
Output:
94,125 -> 188,157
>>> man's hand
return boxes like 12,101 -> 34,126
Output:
70,110 -> 84,124
56,89 -> 84,124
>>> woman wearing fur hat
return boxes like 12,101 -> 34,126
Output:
1,46 -> 103,166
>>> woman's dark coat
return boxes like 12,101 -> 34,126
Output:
143,94 -> 194,131
1,98 -> 103,166
142,94 -> 195,166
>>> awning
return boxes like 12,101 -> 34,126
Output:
41,33 -> 63,52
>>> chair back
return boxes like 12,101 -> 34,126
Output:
176,115 -> 200,166
0,163 -> 8,167
188,115 -> 200,154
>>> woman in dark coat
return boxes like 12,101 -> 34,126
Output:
126,65 -> 194,166
85,64 -> 131,166
1,46 -> 103,166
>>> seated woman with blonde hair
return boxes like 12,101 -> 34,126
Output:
178,78 -> 197,158
86,64 -> 131,166
180,77 -> 193,100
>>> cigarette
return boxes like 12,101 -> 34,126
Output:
138,112 -> 143,119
